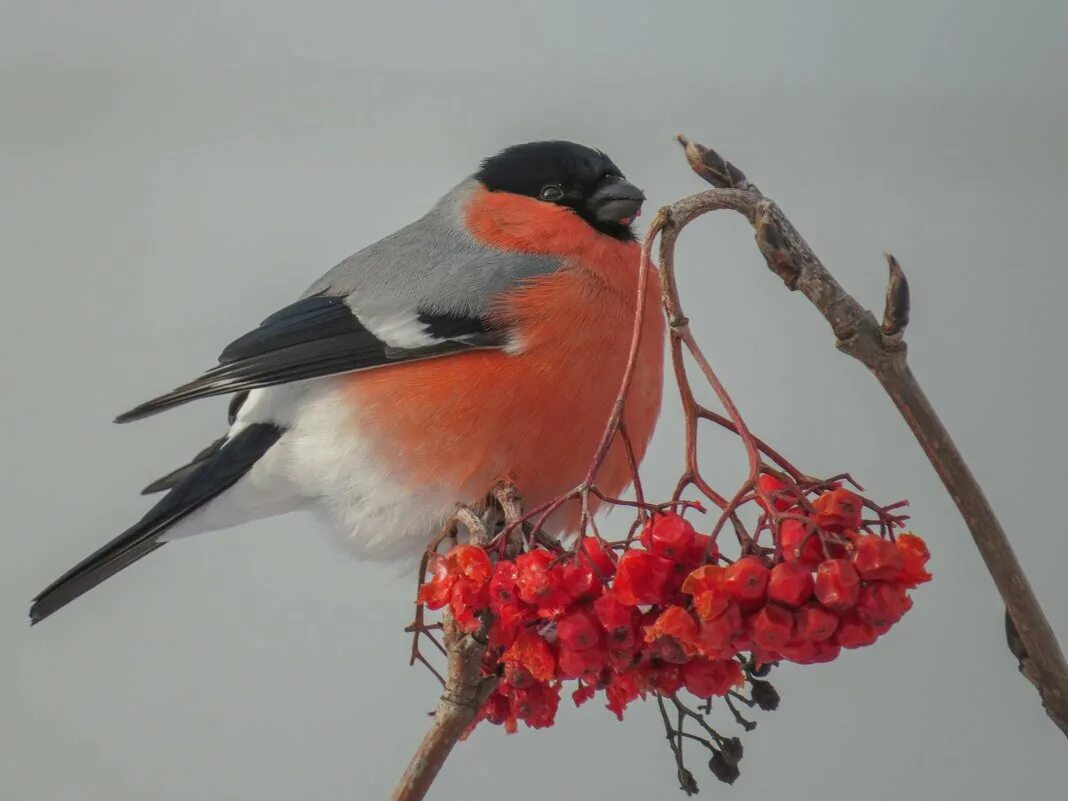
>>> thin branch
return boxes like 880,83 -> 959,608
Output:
391,619 -> 498,801
392,488 -> 525,801
669,134 -> 1068,737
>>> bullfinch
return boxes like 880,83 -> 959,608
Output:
30,140 -> 665,624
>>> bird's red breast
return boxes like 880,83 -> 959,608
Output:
340,185 -> 665,531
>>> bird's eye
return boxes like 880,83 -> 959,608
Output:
540,185 -> 564,201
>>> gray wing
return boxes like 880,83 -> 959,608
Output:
302,178 -> 558,316
116,180 -> 562,423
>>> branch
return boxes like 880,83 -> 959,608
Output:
666,135 -> 1068,736
392,619 -> 497,801
393,487 -> 528,801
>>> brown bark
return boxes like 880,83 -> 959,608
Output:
393,490 -> 521,801
391,620 -> 498,801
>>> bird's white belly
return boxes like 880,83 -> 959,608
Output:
278,379 -> 457,560
159,379 -> 455,562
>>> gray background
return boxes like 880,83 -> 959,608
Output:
3,2 -> 1066,799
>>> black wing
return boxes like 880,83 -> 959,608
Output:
140,392 -> 250,494
30,423 -> 284,624
115,295 -> 502,423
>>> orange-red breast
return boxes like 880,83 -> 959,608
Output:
31,141 -> 664,623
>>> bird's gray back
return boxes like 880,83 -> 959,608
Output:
303,178 -> 562,318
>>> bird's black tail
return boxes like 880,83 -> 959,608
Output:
30,423 -> 284,624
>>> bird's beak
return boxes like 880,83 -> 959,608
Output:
588,177 -> 645,226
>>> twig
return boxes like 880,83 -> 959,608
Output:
392,488 -> 525,801
391,614 -> 497,801
668,134 -> 1068,737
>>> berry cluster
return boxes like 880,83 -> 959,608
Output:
417,485 -> 930,735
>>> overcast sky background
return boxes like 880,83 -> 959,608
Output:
3,2 -> 1067,799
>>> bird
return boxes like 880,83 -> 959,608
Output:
30,140 -> 665,624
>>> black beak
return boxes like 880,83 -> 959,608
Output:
589,177 -> 645,224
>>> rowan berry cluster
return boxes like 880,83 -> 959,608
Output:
416,483 -> 930,737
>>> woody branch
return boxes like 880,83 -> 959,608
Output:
670,134 -> 1068,736
393,489 -> 526,801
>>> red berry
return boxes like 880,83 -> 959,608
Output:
782,637 -> 845,664
646,636 -> 691,664
612,550 -> 674,606
579,537 -> 617,578
682,658 -> 744,698
488,561 -> 519,610
835,614 -> 879,649
480,691 -> 512,726
449,578 -> 488,632
571,684 -> 597,708
593,594 -> 637,649
780,519 -> 823,566
593,593 -> 631,629
642,512 -> 697,560
694,590 -> 730,621
730,633 -> 753,653
501,631 -> 556,681
749,642 -> 783,668
748,604 -> 794,650
812,488 -> 863,531
556,646 -> 606,681
556,609 -> 602,651
814,559 -> 861,612
416,561 -> 455,610
756,474 -> 796,512
446,544 -> 492,584
607,648 -> 639,671
605,671 -> 641,720
856,581 -> 912,632
767,562 -> 815,607
514,551 -> 561,607
724,556 -> 770,603
510,681 -> 561,730
778,638 -> 819,664
682,565 -> 730,621
684,532 -> 718,566
502,661 -> 537,689
896,532 -> 932,587
695,603 -> 744,656
795,602 -> 839,642
643,605 -> 700,656
488,603 -> 527,649
809,640 -> 842,663
851,534 -> 904,580
559,559 -> 598,603
642,662 -> 685,696
682,564 -> 726,596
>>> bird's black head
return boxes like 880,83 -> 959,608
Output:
476,141 -> 644,241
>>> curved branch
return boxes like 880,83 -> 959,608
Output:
392,627 -> 498,801
672,135 -> 1068,736
393,491 -> 524,801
